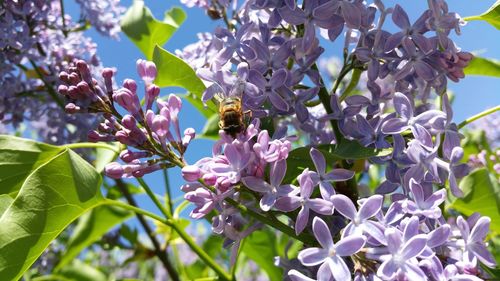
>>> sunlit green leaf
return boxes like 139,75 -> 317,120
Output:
93,142 -> 121,173
0,135 -> 63,197
242,228 -> 283,281
55,205 -> 133,270
120,1 -> 186,59
198,114 -> 220,139
464,56 -> 500,77
464,1 -> 500,30
0,136 -> 104,280
152,45 -> 217,118
57,260 -> 107,281
447,168 -> 500,234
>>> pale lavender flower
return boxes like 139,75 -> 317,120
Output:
456,216 -> 496,268
275,169 -> 334,234
377,228 -> 427,280
331,194 -> 385,244
297,217 -> 366,280
402,179 -> 446,219
241,159 -> 292,211
75,0 -> 125,38
309,148 -> 354,200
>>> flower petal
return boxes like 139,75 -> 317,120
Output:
298,247 -> 328,266
331,194 -> 357,221
312,217 -> 334,250
335,235 -> 366,256
358,194 -> 383,220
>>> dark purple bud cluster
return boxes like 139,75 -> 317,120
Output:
57,59 -> 194,178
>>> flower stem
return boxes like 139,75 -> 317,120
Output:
162,168 -> 174,215
63,142 -> 120,153
136,177 -> 171,217
457,105 -> 500,129
59,0 -> 68,37
339,68 -> 362,102
29,60 -> 65,109
114,179 -> 180,281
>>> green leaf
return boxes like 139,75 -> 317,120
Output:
0,136 -> 104,280
199,114 -> 220,139
242,229 -> 283,281
447,168 -> 500,234
0,135 -> 63,197
57,260 -> 107,281
464,56 -> 500,77
93,142 -> 121,172
284,140 -> 392,183
464,1 -> 500,30
120,1 -> 186,59
55,205 -> 133,270
152,45 -> 217,118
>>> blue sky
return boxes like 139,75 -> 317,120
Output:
69,0 -> 500,218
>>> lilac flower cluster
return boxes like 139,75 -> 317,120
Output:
57,59 -> 195,178
75,0 -> 125,39
0,0 -> 124,144
171,0 -> 497,279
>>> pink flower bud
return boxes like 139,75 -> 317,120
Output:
167,94 -> 182,118
59,71 -> 69,83
121,115 -> 137,130
202,173 -> 217,185
182,165 -> 202,181
58,85 -> 68,95
151,115 -> 170,139
77,81 -> 91,97
113,88 -> 140,115
145,84 -> 160,110
76,60 -> 92,84
69,73 -> 80,85
182,127 -> 196,146
102,68 -> 114,94
123,79 -> 137,94
136,59 -> 157,84
105,162 -> 124,179
67,86 -> 79,99
65,103 -> 80,114
119,150 -> 150,163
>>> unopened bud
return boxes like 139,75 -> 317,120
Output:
105,162 -> 124,179
136,59 -> 157,84
182,165 -> 202,182
145,84 -> 160,110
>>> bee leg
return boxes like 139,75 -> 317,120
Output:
218,120 -> 224,129
243,110 -> 252,125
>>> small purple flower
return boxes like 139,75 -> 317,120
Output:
402,179 -> 446,219
297,217 -> 366,280
377,228 -> 428,280
381,92 -> 446,135
275,169 -> 334,234
332,194 -> 385,244
456,216 -> 496,268
309,147 -> 354,200
241,159 -> 292,211
211,142 -> 254,185
248,68 -> 291,112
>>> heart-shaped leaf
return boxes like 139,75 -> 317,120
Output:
0,136 -> 104,280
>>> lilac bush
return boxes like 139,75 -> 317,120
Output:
1,0 -> 499,280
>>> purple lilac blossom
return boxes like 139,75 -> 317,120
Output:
0,0 -> 121,145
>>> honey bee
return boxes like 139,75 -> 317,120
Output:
216,95 -> 245,138
214,81 -> 252,138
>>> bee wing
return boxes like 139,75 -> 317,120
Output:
213,92 -> 225,105
229,79 -> 245,99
